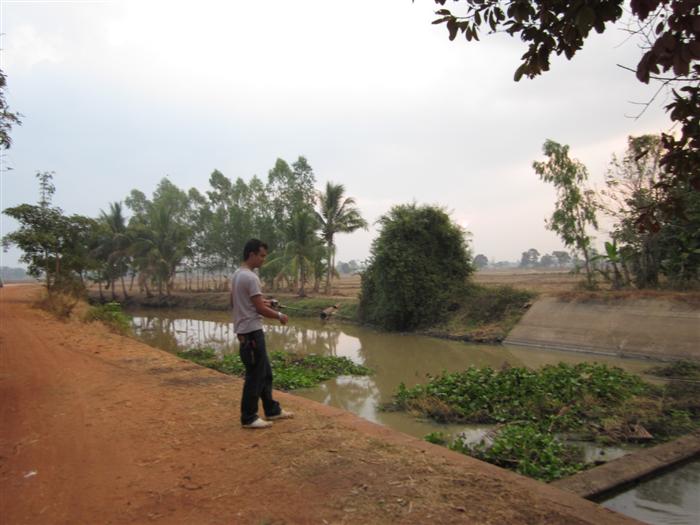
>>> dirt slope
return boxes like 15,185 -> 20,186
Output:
0,285 -> 640,524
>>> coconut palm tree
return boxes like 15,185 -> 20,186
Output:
266,210 -> 322,296
315,183 -> 368,294
94,202 -> 132,300
129,200 -> 191,298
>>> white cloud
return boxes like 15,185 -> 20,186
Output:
2,24 -> 64,69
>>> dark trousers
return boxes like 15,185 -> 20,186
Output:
238,329 -> 281,425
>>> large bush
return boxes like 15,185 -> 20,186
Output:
359,204 -> 473,330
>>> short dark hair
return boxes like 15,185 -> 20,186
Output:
243,239 -> 268,260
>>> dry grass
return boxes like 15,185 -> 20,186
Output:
473,269 -> 581,294
89,270 -> 700,305
34,289 -> 91,320
335,270 -> 580,298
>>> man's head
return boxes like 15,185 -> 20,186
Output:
243,239 -> 268,269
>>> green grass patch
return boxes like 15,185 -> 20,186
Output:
394,363 -> 700,481
177,347 -> 371,390
84,301 -> 132,334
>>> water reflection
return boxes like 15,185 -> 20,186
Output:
602,459 -> 700,525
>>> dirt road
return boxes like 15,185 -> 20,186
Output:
0,285 -> 639,524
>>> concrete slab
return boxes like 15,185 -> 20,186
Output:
505,297 -> 700,361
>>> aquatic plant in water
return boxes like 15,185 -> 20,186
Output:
177,348 -> 371,391
403,363 -> 699,480
451,423 -> 583,482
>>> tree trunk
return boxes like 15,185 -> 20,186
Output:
120,275 -> 129,300
621,260 -> 632,287
297,262 -> 307,297
582,250 -> 594,289
325,240 -> 333,295
45,250 -> 51,292
54,254 -> 61,292
611,262 -> 623,290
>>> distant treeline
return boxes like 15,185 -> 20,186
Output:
0,266 -> 30,281
3,157 -> 367,299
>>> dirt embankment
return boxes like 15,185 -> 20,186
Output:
0,285 -> 640,524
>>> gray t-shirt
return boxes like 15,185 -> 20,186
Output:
231,267 -> 263,334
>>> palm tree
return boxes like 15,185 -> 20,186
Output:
95,202 -> 132,300
130,200 -> 190,298
315,183 -> 368,294
287,210 -> 322,297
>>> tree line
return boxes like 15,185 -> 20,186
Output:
2,157 -> 367,299
536,135 -> 699,289
472,250 -> 573,269
461,134 -> 698,289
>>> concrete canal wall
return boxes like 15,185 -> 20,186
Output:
505,297 -> 700,362
552,430 -> 700,499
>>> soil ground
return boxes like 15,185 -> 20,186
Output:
1,284 -> 639,524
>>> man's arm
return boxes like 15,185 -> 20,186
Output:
251,294 -> 288,325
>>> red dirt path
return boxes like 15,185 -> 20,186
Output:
0,285 -> 640,524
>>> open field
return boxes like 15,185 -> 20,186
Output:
333,269 -> 581,298
473,269 -> 582,294
94,269 -> 700,307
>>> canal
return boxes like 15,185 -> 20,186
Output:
129,307 -> 699,525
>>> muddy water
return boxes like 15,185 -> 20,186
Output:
129,307 -> 655,440
600,458 -> 700,525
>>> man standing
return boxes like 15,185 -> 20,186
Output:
231,239 -> 293,429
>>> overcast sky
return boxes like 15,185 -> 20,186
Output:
0,0 -> 671,268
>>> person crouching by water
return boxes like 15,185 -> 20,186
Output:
230,239 -> 293,429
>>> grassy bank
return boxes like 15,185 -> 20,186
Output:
87,289 -> 357,318
84,301 -> 132,334
273,296 -> 358,321
421,284 -> 535,342
388,363 -> 700,481
177,347 -> 371,390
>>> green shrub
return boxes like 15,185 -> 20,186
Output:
359,204 -> 473,330
85,301 -> 131,334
